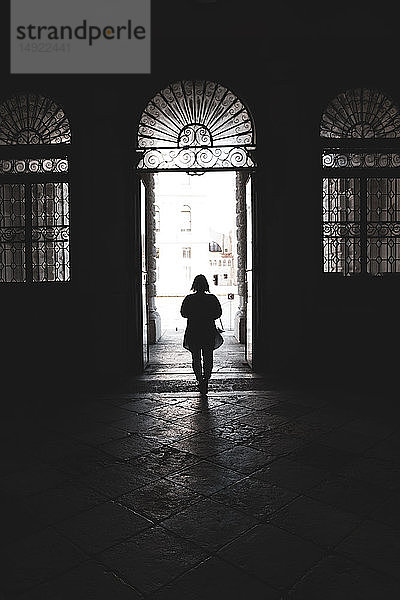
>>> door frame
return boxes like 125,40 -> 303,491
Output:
132,167 -> 261,373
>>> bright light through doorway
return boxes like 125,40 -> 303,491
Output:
154,171 -> 239,333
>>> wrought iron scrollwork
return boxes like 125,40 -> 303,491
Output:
321,88 -> 400,139
0,93 -> 71,145
0,157 -> 69,174
323,151 -> 400,169
137,145 -> 254,170
137,80 -> 255,171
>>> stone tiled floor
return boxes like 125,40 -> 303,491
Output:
1,332 -> 400,598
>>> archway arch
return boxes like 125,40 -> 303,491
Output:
136,80 -> 257,370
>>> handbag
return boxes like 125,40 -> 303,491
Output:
214,318 -> 224,349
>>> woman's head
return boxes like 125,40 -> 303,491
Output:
191,274 -> 209,293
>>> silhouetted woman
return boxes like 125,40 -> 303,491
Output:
181,274 -> 223,394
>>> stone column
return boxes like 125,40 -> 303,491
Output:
142,172 -> 161,343
234,171 -> 248,343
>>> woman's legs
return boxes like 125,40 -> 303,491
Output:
191,348 -> 203,382
202,346 -> 214,381
191,345 -> 213,393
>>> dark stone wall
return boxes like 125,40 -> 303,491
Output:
1,1 -> 399,399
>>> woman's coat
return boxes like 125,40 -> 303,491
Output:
180,291 -> 222,351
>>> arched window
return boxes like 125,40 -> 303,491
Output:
137,80 -> 255,172
181,205 -> 191,232
209,241 -> 222,252
0,93 -> 71,282
154,204 -> 160,231
321,88 -> 400,275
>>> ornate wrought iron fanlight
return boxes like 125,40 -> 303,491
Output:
0,93 -> 71,145
320,88 -> 400,139
137,80 -> 255,171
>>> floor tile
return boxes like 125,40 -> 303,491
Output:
120,397 -> 164,413
101,435 -> 163,461
17,560 -> 143,599
22,480 -> 108,526
52,446 -> 119,477
55,501 -> 152,553
270,496 -> 361,548
251,456 -> 328,492
335,519 -> 400,579
338,416 -> 397,439
145,404 -> 200,422
147,556 -> 279,599
171,397 -> 225,411
98,526 -> 208,595
212,422 -> 268,445
337,456 -> 400,491
167,431 -> 236,457
286,553 -> 400,599
176,410 -> 232,432
166,459 -> 246,495
0,464 -> 70,498
368,491 -> 400,529
32,436 -> 91,464
141,421 -> 194,443
111,413 -> 166,434
363,433 -> 400,463
307,474 -> 389,516
83,463 -> 150,498
119,479 -> 204,522
247,431 -> 305,456
264,402 -> 314,419
0,493 -> 46,546
208,444 -> 275,474
129,445 -> 202,481
2,528 -> 87,595
160,497 -> 257,551
288,442 -> 356,472
217,523 -> 323,590
71,423 -> 130,446
211,476 -> 298,520
238,411 -> 290,430
80,404 -> 135,424
316,428 -> 378,454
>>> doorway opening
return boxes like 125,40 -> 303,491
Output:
149,170 -> 247,375
136,80 -> 256,375
140,168 -> 254,376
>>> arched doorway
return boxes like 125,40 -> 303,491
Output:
135,80 -> 256,371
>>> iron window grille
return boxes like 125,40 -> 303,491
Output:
321,88 -> 400,275
0,93 -> 71,283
